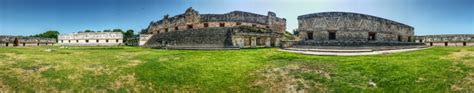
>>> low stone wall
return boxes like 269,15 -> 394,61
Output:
297,41 -> 422,46
58,32 -> 123,46
0,36 -> 56,47
417,34 -> 474,46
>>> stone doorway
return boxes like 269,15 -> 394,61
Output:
307,32 -> 313,40
328,31 -> 336,40
463,42 -> 467,46
398,35 -> 402,42
445,42 -> 448,46
368,32 -> 376,41
244,37 -> 251,47
430,42 -> 433,46
13,38 -> 19,46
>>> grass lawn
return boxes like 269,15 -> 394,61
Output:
0,46 -> 473,92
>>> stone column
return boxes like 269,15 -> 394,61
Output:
274,38 -> 280,47
265,37 -> 271,47
235,37 -> 244,48
251,37 -> 257,48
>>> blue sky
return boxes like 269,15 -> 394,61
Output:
0,0 -> 473,35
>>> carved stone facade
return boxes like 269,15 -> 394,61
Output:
416,34 -> 474,46
0,36 -> 56,47
296,12 -> 417,46
58,32 -> 123,46
142,7 -> 286,49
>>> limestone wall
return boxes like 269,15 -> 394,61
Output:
146,7 -> 286,35
0,36 -> 56,47
417,34 -> 474,46
296,12 -> 415,46
58,32 -> 123,46
143,26 -> 281,49
144,27 -> 234,48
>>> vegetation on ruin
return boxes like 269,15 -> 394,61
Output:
0,46 -> 473,92
238,25 -> 270,33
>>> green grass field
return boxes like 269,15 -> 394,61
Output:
0,46 -> 473,92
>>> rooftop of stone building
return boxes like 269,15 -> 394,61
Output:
421,34 -> 474,37
0,35 -> 56,43
59,32 -> 123,36
58,32 -> 123,40
297,12 -> 413,29
152,7 -> 285,25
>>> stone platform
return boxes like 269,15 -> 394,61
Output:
280,45 -> 429,56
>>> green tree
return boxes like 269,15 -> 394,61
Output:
292,29 -> 299,36
31,30 -> 60,39
124,29 -> 134,41
140,29 -> 148,34
84,30 -> 94,32
103,29 -> 111,32
112,29 -> 124,33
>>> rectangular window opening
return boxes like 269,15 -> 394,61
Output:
204,23 -> 209,28
219,23 -> 225,27
398,35 -> 402,42
187,25 -> 193,29
328,31 -> 336,40
307,32 -> 313,40
368,32 -> 376,41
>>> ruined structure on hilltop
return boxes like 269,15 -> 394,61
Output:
416,34 -> 474,46
296,12 -> 419,47
58,32 -> 123,46
140,7 -> 286,49
0,36 -> 56,47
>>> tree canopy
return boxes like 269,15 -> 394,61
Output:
31,30 -> 60,39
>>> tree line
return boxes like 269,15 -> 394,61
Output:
31,28 -> 147,42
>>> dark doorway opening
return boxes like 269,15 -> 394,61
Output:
37,43 -> 39,46
368,32 -> 376,41
398,35 -> 402,42
445,42 -> 448,46
13,38 -> 19,46
419,40 -> 423,43
204,23 -> 209,28
244,37 -> 251,47
187,25 -> 193,29
219,23 -> 225,27
408,37 -> 411,42
23,43 -> 25,46
307,32 -> 313,40
328,31 -> 336,40
6,43 -> 8,46
463,42 -> 467,46
430,42 -> 433,46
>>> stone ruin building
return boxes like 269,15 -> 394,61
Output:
140,7 -> 286,49
295,12 -> 421,48
416,34 -> 474,46
0,36 -> 56,47
58,32 -> 123,46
